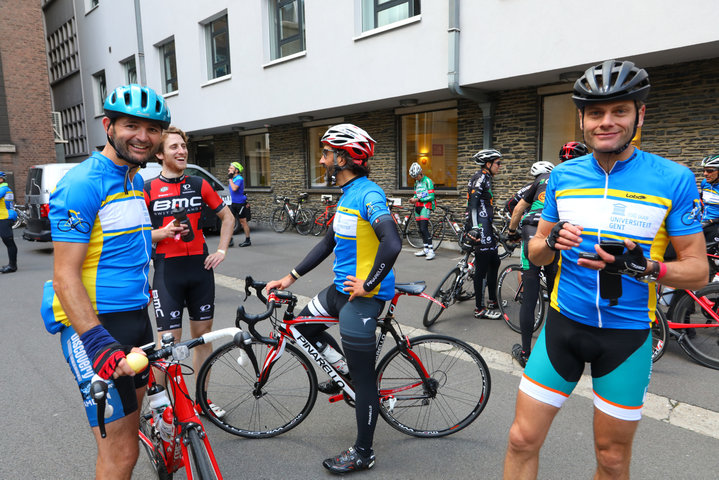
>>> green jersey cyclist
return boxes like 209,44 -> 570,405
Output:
409,161 -> 436,260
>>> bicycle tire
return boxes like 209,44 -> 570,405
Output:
406,215 -> 431,249
376,334 -> 491,437
431,218 -> 445,251
311,212 -> 328,236
651,308 -> 668,363
422,267 -> 461,327
497,264 -> 544,334
671,284 -> 719,369
295,208 -> 314,235
270,207 -> 290,233
195,340 -> 318,438
185,427 -> 218,480
139,403 -> 173,480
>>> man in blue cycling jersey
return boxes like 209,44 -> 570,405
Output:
266,124 -> 402,475
503,60 -> 707,479
44,84 -> 178,480
699,154 -> 719,244
0,171 -> 18,273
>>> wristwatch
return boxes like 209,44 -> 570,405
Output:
637,260 -> 660,283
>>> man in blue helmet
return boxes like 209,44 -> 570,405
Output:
42,84 -> 178,479
0,171 -> 18,273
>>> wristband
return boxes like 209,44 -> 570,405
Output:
80,325 -> 119,363
290,269 -> 301,280
217,249 -> 226,255
657,261 -> 667,280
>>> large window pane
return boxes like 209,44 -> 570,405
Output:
362,0 -> 420,31
209,15 -> 231,78
195,140 -> 215,169
160,40 -> 178,93
400,109 -> 457,188
541,94 -> 582,163
308,125 -> 331,187
270,0 -> 305,60
243,133 -> 271,187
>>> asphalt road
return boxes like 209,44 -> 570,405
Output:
1,225 -> 718,479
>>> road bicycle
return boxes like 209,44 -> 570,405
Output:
652,282 -> 719,369
388,200 -> 435,249
12,204 -> 29,230
422,247 -> 476,327
91,327 -> 248,479
496,264 -> 547,334
270,193 -> 314,235
310,196 -> 336,236
195,276 -> 491,439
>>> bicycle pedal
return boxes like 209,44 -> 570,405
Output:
328,394 -> 344,403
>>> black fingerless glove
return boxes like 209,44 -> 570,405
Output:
92,343 -> 130,380
604,242 -> 648,277
545,221 -> 568,251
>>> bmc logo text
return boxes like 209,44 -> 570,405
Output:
153,197 -> 202,212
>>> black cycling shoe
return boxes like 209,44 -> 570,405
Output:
322,446 -> 375,474
239,239 -> 251,247
0,265 -> 17,274
511,343 -> 529,368
316,379 -> 342,395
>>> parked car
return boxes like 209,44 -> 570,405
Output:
140,162 -> 237,234
23,163 -> 80,241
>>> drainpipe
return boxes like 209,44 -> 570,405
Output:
448,0 -> 494,148
134,0 -> 147,85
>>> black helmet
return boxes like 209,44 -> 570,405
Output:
559,142 -> 589,162
572,60 -> 650,110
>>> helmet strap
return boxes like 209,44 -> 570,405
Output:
105,121 -> 148,168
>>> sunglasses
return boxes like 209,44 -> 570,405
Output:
705,168 -> 718,173
321,148 -> 334,158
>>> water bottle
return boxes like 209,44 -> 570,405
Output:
147,384 -> 171,422
452,221 -> 461,234
171,206 -> 194,242
158,406 -> 175,442
317,342 -> 349,374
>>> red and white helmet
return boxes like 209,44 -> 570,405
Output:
321,124 -> 376,165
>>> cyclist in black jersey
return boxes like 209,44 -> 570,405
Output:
266,124 -> 401,475
466,148 -> 503,319
503,61 -> 708,480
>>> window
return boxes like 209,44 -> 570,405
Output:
61,104 -> 88,158
361,0 -> 420,31
121,56 -> 137,84
540,93 -> 582,164
269,0 -> 305,60
399,108 -> 457,188
308,125 -> 332,187
47,19 -> 79,84
159,39 -> 178,93
92,70 -> 106,116
206,14 -> 231,79
241,133 -> 271,186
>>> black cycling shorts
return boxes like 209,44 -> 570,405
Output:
152,255 -> 215,331
231,202 -> 249,220
0,219 -> 12,238
61,308 -> 153,427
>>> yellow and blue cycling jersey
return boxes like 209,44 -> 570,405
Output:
542,149 -> 702,329
0,183 -> 17,221
332,176 -> 395,301
700,178 -> 719,221
42,152 -> 153,332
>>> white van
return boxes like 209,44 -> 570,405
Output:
23,163 -> 80,241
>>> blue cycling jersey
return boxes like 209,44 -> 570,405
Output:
42,152 -> 153,332
0,183 -> 17,221
332,176 -> 395,301
230,174 -> 247,204
542,149 -> 702,329
700,178 -> 719,221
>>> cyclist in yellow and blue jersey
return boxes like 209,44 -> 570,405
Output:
41,84 -> 176,480
266,124 -> 402,475
699,154 -> 719,244
0,172 -> 18,273
504,60 -> 708,480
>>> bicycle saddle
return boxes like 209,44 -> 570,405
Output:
394,282 -> 426,295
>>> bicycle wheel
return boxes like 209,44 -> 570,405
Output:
422,267 -> 461,327
497,264 -> 545,334
295,208 -> 314,235
651,308 -> 668,363
430,218 -> 445,251
185,427 -> 218,480
376,334 -> 491,437
196,340 -> 318,438
138,401 -> 172,480
270,207 -> 290,233
311,212 -> 328,236
671,284 -> 719,369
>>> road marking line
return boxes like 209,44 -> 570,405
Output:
215,273 -> 719,440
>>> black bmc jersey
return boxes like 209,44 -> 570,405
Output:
144,174 -> 224,259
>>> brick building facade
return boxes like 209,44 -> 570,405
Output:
193,58 -> 719,228
0,1 -> 56,203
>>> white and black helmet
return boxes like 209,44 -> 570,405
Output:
472,149 -> 502,166
701,155 -> 719,169
530,161 -> 554,177
409,162 -> 422,177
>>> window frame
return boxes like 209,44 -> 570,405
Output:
269,0 -> 306,61
240,131 -> 271,187
92,70 -> 106,117
205,14 -> 231,80
158,39 -> 178,94
121,56 -> 137,85
362,0 -> 420,32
